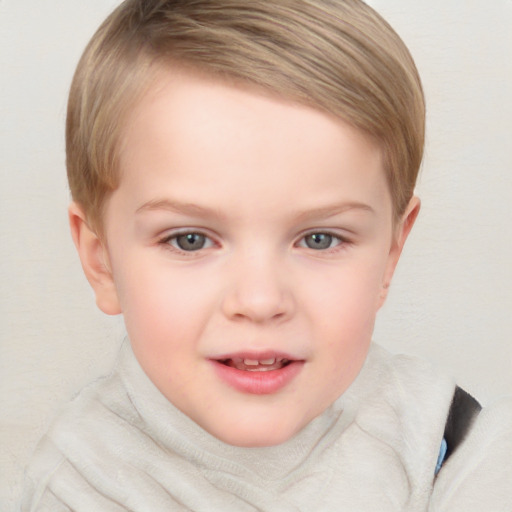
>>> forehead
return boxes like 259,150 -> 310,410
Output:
122,65 -> 356,149
111,66 -> 390,223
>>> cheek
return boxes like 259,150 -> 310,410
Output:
310,257 -> 386,322
115,264 -> 214,393
115,259 -> 217,346
306,258 -> 386,383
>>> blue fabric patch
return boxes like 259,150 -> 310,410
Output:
435,438 -> 448,475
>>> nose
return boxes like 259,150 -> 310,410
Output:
221,251 -> 295,324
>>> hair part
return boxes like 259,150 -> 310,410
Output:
67,0 -> 425,234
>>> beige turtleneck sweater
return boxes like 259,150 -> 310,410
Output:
20,342 -> 512,511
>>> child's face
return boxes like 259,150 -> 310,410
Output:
83,67 -> 417,447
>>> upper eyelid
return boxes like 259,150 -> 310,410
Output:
156,228 -> 352,248
294,230 -> 353,254
158,228 -> 219,251
156,230 -> 217,258
296,229 -> 350,242
159,227 -> 216,241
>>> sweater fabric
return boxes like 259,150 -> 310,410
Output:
21,342 -> 512,511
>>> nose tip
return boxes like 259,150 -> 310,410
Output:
223,292 -> 290,323
221,261 -> 294,323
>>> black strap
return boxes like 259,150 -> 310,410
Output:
443,386 -> 482,462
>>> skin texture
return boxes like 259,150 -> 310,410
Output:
69,67 -> 419,447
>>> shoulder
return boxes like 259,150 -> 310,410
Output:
350,343 -> 457,425
39,366 -> 140,460
346,345 -> 512,508
20,369 -> 138,511
338,345 -> 456,501
430,396 -> 512,511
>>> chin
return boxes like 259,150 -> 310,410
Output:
208,417 -> 302,448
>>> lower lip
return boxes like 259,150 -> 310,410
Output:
210,360 -> 304,395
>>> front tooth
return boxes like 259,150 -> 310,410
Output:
260,358 -> 276,365
243,359 -> 259,366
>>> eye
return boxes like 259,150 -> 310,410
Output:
163,231 -> 214,252
299,232 -> 342,250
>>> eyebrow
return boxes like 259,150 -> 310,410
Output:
136,198 -> 225,219
293,202 -> 375,223
136,198 -> 374,221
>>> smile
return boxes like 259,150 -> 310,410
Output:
218,357 -> 292,372
210,353 -> 304,395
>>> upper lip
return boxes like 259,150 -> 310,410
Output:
209,351 -> 301,362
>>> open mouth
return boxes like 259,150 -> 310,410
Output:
217,357 -> 292,372
210,354 -> 304,394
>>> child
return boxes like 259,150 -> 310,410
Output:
21,0 -> 512,510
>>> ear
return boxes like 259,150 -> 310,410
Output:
379,196 -> 421,307
68,202 -> 122,315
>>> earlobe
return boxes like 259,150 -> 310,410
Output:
68,202 -> 122,315
379,196 -> 421,307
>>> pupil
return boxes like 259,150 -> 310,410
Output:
177,233 -> 205,251
306,233 -> 332,250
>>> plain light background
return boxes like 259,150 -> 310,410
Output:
1,1 -> 511,509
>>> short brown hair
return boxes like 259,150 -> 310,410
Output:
66,0 -> 425,233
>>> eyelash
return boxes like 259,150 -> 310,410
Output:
158,230 -> 350,255
159,230 -> 216,253
296,231 -> 348,252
